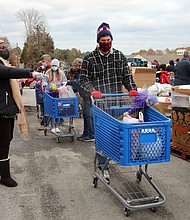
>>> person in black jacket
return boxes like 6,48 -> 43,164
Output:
69,58 -> 94,142
0,39 -> 39,187
174,51 -> 190,86
166,60 -> 176,73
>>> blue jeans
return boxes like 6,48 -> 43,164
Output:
40,103 -> 48,127
78,86 -> 94,138
50,117 -> 60,129
82,98 -> 94,138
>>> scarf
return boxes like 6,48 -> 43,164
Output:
0,57 -> 29,140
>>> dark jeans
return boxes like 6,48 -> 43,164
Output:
0,117 -> 14,159
40,103 -> 48,127
82,98 -> 94,138
77,85 -> 94,138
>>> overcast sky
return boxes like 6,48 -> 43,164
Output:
0,0 -> 190,55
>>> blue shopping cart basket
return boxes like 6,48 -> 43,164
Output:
43,91 -> 78,118
92,94 -> 171,166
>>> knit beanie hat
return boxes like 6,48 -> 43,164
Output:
97,22 -> 113,42
51,58 -> 60,67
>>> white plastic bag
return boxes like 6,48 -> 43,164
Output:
122,112 -> 144,123
58,85 -> 76,98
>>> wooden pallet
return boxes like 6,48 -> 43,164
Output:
171,144 -> 190,162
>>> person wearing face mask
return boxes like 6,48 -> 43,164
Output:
36,54 -> 52,130
79,22 -> 138,181
0,39 -> 43,187
39,54 -> 51,73
45,58 -> 67,133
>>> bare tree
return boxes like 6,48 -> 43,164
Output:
16,8 -> 47,37
16,8 -> 54,67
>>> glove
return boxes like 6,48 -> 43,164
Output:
129,90 -> 139,96
91,90 -> 102,99
32,71 -> 43,80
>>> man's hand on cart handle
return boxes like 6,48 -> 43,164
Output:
129,90 -> 139,96
91,90 -> 102,99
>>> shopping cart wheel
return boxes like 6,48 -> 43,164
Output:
93,177 -> 98,188
151,207 -> 157,213
136,171 -> 142,182
44,129 -> 47,136
124,207 -> 130,217
56,137 -> 60,143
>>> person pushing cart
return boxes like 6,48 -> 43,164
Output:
80,22 -> 138,178
79,22 -> 171,216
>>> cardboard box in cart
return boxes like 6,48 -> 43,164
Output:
171,86 -> 190,151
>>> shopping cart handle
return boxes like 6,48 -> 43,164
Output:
102,93 -> 129,97
90,93 -> 130,104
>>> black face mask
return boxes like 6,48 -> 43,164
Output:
70,68 -> 77,75
0,49 -> 9,60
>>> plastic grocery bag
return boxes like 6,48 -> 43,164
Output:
58,85 -> 76,98
122,112 -> 144,123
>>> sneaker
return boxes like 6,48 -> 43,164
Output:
51,128 -> 56,133
82,136 -> 95,142
90,135 -> 95,140
77,134 -> 85,141
38,125 -> 44,130
103,169 -> 110,183
55,128 -> 60,133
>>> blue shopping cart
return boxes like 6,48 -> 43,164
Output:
92,94 -> 171,216
43,91 -> 78,143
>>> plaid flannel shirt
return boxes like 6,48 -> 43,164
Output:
80,48 -> 137,94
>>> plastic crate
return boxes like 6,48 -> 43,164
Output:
43,91 -> 78,118
92,95 -> 171,166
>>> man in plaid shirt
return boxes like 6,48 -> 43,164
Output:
80,22 -> 138,97
79,22 -> 138,181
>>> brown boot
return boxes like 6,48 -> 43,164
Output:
0,158 -> 17,187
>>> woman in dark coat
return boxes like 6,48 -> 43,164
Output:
0,39 -> 36,187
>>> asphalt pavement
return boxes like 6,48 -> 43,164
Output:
0,88 -> 189,220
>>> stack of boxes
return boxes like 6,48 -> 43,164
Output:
171,86 -> 190,153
